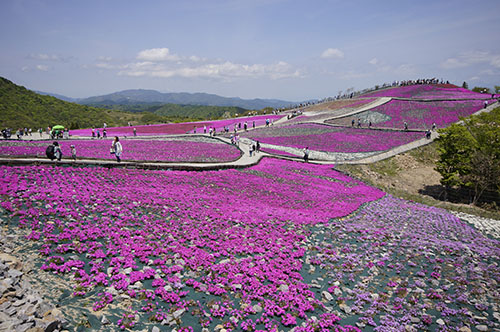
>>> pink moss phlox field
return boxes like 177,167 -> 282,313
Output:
243,124 -> 423,153
312,195 -> 500,330
0,138 -> 241,162
0,159 -> 383,330
328,99 -> 486,130
70,115 -> 284,137
360,84 -> 495,99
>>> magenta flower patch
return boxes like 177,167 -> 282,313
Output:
243,123 -> 423,153
0,137 -> 241,162
70,114 -> 284,137
327,99 -> 486,130
361,84 -> 494,99
0,159 -> 383,330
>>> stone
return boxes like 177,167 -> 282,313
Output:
39,316 -> 62,332
410,317 -> 420,323
25,328 -> 44,332
321,291 -> 333,302
48,308 -> 62,319
252,304 -> 262,313
459,327 -> 471,332
13,298 -> 26,307
0,284 -> 7,297
475,325 -> 488,332
152,327 -> 160,332
101,315 -> 110,325
0,321 -> 16,332
0,253 -> 22,270
436,318 -> 445,326
0,300 -> 11,311
5,305 -> 17,316
339,303 -> 351,314
16,322 -> 35,332
279,284 -> 289,292
8,269 -> 23,279
173,308 -> 185,319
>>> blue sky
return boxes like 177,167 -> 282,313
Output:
1,0 -> 499,101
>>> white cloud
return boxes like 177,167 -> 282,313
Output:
321,48 -> 344,59
369,58 -> 379,65
21,66 -> 30,72
118,60 -> 301,80
95,62 -> 117,69
441,50 -> 500,69
36,64 -> 49,71
97,56 -> 113,62
441,58 -> 466,69
95,47 -> 301,81
29,53 -> 68,62
136,48 -> 180,61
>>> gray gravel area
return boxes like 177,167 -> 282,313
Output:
451,211 -> 500,239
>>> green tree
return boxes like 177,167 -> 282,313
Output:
495,85 -> 500,94
462,81 -> 469,89
472,86 -> 491,94
435,107 -> 500,204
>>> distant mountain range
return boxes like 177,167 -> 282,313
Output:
36,89 -> 297,110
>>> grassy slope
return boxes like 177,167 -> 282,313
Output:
336,143 -> 500,220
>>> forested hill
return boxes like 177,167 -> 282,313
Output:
77,89 -> 293,110
0,77 -> 133,129
94,103 -> 251,120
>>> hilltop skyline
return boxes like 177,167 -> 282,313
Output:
0,0 -> 499,101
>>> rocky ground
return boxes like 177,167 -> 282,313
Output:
0,226 -> 66,332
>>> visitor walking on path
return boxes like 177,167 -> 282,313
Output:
70,145 -> 77,160
53,142 -> 62,161
111,136 -> 123,162
303,147 -> 309,162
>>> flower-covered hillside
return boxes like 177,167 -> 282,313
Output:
326,99 -> 486,130
70,114 -> 284,137
0,159 -> 384,331
359,84 -> 495,99
0,137 -> 242,162
1,159 -> 498,331
242,124 -> 423,153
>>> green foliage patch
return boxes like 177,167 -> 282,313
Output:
435,106 -> 500,204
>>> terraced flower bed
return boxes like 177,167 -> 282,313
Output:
70,115 -> 284,137
243,124 -> 423,153
326,100 -> 486,130
0,137 -> 241,163
360,84 -> 494,99
0,159 -> 384,331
